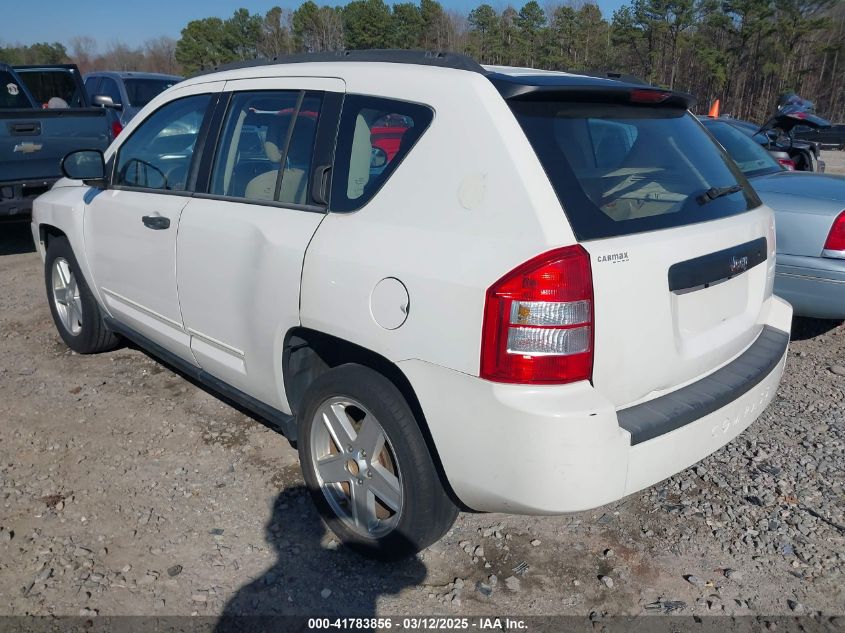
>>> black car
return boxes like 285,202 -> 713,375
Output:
794,124 -> 845,151
706,116 -> 825,172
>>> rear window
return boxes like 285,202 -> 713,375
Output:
0,71 -> 31,109
125,78 -> 179,108
705,121 -> 782,178
511,101 -> 760,240
14,69 -> 84,108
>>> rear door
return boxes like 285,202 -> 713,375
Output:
510,94 -> 775,407
175,77 -> 344,411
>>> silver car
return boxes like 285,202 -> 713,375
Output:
703,119 -> 845,319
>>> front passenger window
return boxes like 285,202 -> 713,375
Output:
115,94 -> 210,192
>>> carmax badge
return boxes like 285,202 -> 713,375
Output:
14,142 -> 43,154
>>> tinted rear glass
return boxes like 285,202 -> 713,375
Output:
15,69 -> 84,107
511,101 -> 760,240
0,71 -> 31,108
125,78 -> 179,108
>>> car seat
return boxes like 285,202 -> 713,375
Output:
245,115 -> 316,204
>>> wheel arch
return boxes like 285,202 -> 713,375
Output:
282,327 -> 464,508
38,223 -> 67,249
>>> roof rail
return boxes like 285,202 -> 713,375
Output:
191,49 -> 486,78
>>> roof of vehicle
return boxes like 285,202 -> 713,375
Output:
11,64 -> 81,71
84,70 -> 183,81
185,49 -> 693,108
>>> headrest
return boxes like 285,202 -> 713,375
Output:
263,113 -> 291,163
262,113 -> 317,163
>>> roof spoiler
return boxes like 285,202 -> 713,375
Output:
489,78 -> 696,110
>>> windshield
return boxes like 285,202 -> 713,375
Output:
0,71 -> 32,108
704,121 -> 783,178
124,78 -> 179,108
511,101 -> 759,240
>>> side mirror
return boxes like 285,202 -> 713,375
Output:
62,149 -> 108,188
92,94 -> 123,110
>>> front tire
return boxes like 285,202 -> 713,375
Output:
45,237 -> 119,354
298,364 -> 458,560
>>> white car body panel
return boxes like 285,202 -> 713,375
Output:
584,205 -> 776,407
84,190 -> 193,357
177,197 -> 326,410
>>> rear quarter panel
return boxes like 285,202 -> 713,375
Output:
759,190 -> 844,257
299,67 -> 575,375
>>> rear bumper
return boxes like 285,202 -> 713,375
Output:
0,179 -> 57,217
775,255 -> 845,319
399,296 -> 792,514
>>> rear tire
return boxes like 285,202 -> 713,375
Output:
298,364 -> 458,560
45,237 -> 119,354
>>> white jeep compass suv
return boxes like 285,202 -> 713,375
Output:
32,51 -> 792,559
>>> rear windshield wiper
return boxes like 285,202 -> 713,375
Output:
697,184 -> 744,206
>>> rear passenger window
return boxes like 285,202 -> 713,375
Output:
210,91 -> 323,206
331,95 -> 433,212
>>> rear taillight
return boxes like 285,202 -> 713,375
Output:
629,89 -> 671,104
481,245 -> 594,384
111,119 -> 123,141
823,211 -> 845,256
777,158 -> 796,171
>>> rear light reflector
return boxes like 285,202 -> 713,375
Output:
823,210 -> 845,257
509,299 -> 590,326
506,325 -> 591,355
777,158 -> 796,171
111,119 -> 123,141
481,245 -> 594,384
630,89 -> 671,103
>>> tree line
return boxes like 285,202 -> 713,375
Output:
1,37 -> 181,76
3,0 -> 843,123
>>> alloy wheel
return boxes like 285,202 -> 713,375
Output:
310,397 -> 403,538
51,257 -> 83,336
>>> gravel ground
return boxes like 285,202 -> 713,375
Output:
0,153 -> 843,623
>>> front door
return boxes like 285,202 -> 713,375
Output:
84,84 -> 221,358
